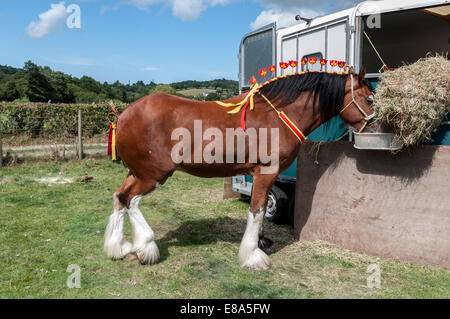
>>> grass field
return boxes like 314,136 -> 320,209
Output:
0,159 -> 449,298
177,88 -> 216,97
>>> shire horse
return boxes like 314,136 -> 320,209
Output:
104,67 -> 375,270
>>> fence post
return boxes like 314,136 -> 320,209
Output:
78,109 -> 83,160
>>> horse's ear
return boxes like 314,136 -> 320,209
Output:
348,66 -> 355,74
358,66 -> 366,83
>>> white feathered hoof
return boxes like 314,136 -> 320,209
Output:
136,241 -> 160,265
104,240 -> 133,261
239,247 -> 271,270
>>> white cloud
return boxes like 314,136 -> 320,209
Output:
257,0 -> 361,11
106,0 -> 362,25
172,0 -> 206,21
126,0 -> 235,21
250,8 -> 321,30
26,2 -> 69,39
250,0 -> 363,31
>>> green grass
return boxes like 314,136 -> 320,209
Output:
177,88 -> 216,97
0,159 -> 449,298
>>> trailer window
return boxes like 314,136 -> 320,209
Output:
302,53 -> 323,71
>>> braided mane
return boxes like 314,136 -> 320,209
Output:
258,71 -> 348,122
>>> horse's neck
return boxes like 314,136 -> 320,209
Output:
282,97 -> 327,138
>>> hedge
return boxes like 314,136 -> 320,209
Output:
0,102 -> 127,137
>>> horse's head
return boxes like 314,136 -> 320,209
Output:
339,67 -> 377,133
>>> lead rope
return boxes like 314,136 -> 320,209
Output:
310,130 -> 350,165
364,31 -> 389,73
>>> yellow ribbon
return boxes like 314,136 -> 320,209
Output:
216,83 -> 261,114
107,111 -> 118,161
111,123 -> 117,161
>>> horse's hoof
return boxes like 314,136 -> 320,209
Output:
123,252 -> 138,261
136,241 -> 160,265
258,237 -> 274,250
104,240 -> 133,260
240,248 -> 271,270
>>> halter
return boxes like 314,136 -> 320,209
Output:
340,74 -> 375,133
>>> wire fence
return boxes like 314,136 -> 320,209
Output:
0,110 -> 109,167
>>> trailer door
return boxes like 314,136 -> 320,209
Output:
239,23 -> 276,90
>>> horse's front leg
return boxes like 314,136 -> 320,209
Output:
239,173 -> 278,270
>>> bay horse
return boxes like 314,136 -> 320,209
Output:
104,67 -> 375,270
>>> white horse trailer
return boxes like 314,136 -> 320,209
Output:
233,0 -> 450,224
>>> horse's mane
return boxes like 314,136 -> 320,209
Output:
258,72 -> 348,122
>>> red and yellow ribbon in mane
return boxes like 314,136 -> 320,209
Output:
215,69 -> 349,136
216,83 -> 261,131
107,111 -> 118,161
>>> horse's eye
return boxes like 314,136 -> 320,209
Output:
367,95 -> 374,104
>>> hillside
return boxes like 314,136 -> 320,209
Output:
0,61 -> 238,104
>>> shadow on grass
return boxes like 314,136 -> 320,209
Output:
156,216 -> 295,263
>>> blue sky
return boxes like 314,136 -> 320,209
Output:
0,0 -> 361,84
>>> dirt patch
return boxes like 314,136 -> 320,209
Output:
35,177 -> 74,185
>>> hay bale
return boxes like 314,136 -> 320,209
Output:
373,55 -> 450,147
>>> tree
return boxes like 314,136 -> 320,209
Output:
51,72 -> 75,103
79,76 -> 102,94
0,79 -> 20,101
205,92 -> 220,101
23,61 -> 54,102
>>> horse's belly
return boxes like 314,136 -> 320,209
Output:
178,162 -> 254,178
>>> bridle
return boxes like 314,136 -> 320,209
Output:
340,73 -> 376,133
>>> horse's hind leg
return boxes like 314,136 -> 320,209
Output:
239,172 -> 278,270
104,192 -> 133,260
104,173 -> 161,264
128,193 -> 160,265
116,174 -> 162,265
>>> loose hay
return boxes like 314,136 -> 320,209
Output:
373,55 -> 450,147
